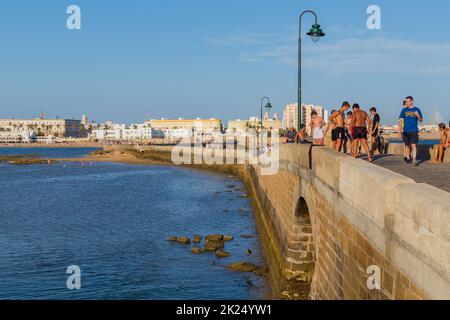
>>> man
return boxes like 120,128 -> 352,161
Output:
327,102 -> 350,152
398,96 -> 423,166
324,110 -> 337,148
310,111 -> 325,146
370,107 -> 381,155
343,111 -> 353,154
351,104 -> 373,162
286,127 -> 297,144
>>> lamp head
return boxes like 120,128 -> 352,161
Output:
307,24 -> 325,43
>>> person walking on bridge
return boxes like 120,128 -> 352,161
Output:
351,104 -> 373,162
398,96 -> 423,167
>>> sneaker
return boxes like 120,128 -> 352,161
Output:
412,159 -> 419,167
404,157 -> 411,164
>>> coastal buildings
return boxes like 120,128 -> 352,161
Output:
0,118 -> 82,138
144,118 -> 222,139
146,118 -> 222,132
227,117 -> 283,133
91,123 -> 161,141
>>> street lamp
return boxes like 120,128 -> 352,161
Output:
260,96 -> 272,150
260,96 -> 273,131
298,10 -> 325,131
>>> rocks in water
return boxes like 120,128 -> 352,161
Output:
226,185 -> 235,189
193,235 -> 202,243
240,194 -> 249,199
222,209 -> 230,213
204,235 -> 225,252
228,262 -> 258,273
228,262 -> 267,276
215,250 -> 230,258
191,247 -> 203,254
241,234 -> 254,239
177,237 -> 191,244
223,235 -> 234,241
167,236 -> 178,242
246,249 -> 252,255
239,208 -> 250,214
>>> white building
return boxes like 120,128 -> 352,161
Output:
0,129 -> 37,144
0,118 -> 81,137
91,123 -> 160,141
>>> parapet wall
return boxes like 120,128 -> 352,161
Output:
252,144 -> 450,300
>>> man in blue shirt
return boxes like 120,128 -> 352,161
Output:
398,96 -> 424,166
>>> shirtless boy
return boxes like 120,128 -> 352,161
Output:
351,104 -> 373,162
328,102 -> 350,152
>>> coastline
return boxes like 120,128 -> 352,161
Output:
0,143 -> 103,148
48,148 -> 299,299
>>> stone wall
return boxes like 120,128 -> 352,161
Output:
386,142 -> 450,164
251,144 -> 450,300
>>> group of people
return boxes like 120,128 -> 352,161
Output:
285,101 -> 380,162
285,95 -> 448,166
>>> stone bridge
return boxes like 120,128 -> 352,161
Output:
248,144 -> 450,300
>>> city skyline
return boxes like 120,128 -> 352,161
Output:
1,1 -> 449,125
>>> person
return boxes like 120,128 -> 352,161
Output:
370,107 -> 381,155
286,127 -> 297,144
398,96 -> 424,166
431,123 -> 449,164
296,127 -> 307,143
328,102 -> 350,152
324,110 -> 337,147
343,111 -> 353,154
310,111 -> 325,146
351,103 -> 373,162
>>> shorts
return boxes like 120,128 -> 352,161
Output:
403,132 -> 419,146
353,127 -> 368,140
334,127 -> 345,141
331,128 -> 337,142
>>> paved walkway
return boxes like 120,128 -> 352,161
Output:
372,155 -> 450,193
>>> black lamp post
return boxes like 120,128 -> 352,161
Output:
298,10 -> 325,130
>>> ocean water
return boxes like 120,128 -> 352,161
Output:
0,148 -> 269,300
0,147 -> 101,158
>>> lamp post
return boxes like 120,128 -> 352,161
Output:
298,10 -> 325,131
260,96 -> 272,150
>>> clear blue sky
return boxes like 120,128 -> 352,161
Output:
0,0 -> 449,125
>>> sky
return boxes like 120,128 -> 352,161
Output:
0,0 -> 449,125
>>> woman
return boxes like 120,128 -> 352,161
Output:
431,123 -> 449,163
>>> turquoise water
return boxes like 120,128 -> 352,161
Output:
0,148 -> 269,300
